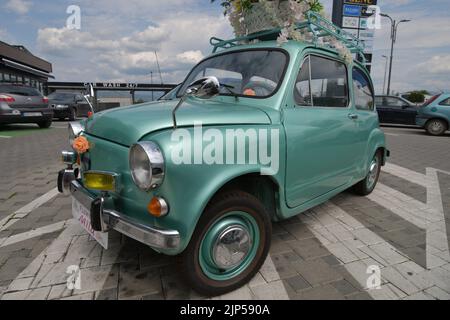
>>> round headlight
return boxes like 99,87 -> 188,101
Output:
69,122 -> 84,146
129,141 -> 165,190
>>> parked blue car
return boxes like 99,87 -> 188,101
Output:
416,93 -> 450,136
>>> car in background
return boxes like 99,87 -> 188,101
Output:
375,95 -> 418,125
158,84 -> 180,101
416,93 -> 450,136
48,92 -> 86,121
0,83 -> 52,128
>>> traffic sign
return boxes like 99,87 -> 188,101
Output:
343,4 -> 361,16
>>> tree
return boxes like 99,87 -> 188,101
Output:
406,91 -> 427,103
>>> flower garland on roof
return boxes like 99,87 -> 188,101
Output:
212,0 -> 353,64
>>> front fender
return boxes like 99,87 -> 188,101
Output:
143,124 -> 284,255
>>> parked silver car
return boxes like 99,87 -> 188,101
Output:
0,83 -> 53,128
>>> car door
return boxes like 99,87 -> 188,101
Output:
385,97 -> 412,124
375,96 -> 389,123
437,96 -> 450,121
351,67 -> 378,169
396,98 -> 417,125
283,54 -> 359,208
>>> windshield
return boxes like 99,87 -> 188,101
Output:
159,84 -> 180,101
178,49 -> 288,98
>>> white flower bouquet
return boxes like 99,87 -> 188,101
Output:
212,0 -> 354,64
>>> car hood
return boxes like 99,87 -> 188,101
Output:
84,98 -> 271,146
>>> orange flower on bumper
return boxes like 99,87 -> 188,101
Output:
73,136 -> 90,154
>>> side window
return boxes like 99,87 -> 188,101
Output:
385,97 -> 404,109
293,56 -> 312,106
439,98 -> 450,106
352,68 -> 374,110
374,97 -> 383,106
294,55 -> 348,108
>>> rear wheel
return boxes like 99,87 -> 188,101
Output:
37,119 -> 52,129
353,151 -> 382,196
425,119 -> 447,136
181,191 -> 271,296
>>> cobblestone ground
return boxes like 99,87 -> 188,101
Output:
0,123 -> 449,300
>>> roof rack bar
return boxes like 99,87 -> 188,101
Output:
210,10 -> 366,65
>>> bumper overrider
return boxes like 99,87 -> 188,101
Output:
57,168 -> 180,250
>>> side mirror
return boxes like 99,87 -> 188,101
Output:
185,76 -> 220,99
83,84 -> 95,115
172,76 -> 220,129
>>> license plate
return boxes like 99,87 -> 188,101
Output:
72,197 -> 109,249
23,112 -> 42,117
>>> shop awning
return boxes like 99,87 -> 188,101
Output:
1,58 -> 55,79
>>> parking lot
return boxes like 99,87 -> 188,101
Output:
0,121 -> 449,300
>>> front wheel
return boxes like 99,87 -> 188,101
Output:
425,119 -> 447,136
353,151 -> 382,196
181,191 -> 272,296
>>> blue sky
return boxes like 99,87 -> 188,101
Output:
1,0 -> 449,94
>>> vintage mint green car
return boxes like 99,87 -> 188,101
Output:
57,25 -> 388,295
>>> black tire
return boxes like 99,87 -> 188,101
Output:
58,117 -> 66,121
37,119 -> 52,129
425,119 -> 447,136
353,151 -> 382,196
180,190 -> 272,296
69,108 -> 76,121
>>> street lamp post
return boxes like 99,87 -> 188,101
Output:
382,55 -> 388,95
380,13 -> 411,96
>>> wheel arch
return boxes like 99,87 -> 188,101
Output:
208,172 -> 281,221
426,117 -> 449,129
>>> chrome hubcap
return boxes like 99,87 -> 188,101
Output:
367,157 -> 379,189
212,225 -> 251,269
431,121 -> 443,132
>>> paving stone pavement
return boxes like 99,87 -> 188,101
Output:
0,124 -> 449,300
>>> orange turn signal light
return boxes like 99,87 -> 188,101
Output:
147,197 -> 169,217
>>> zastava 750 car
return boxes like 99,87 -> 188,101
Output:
57,23 -> 388,295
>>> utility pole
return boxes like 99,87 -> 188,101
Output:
380,13 -> 411,96
150,71 -> 154,101
154,51 -> 163,84
382,55 -> 388,95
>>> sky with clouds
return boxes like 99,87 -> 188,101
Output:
1,0 -> 449,94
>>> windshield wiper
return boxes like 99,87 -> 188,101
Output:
221,84 -> 239,101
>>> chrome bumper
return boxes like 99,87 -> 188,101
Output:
58,169 -> 180,250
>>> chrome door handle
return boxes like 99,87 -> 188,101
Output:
348,113 -> 358,120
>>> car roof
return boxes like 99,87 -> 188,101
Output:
210,40 -> 369,73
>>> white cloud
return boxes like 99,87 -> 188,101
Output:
36,7 -> 231,83
4,0 -> 32,15
176,50 -> 204,64
417,55 -> 450,75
